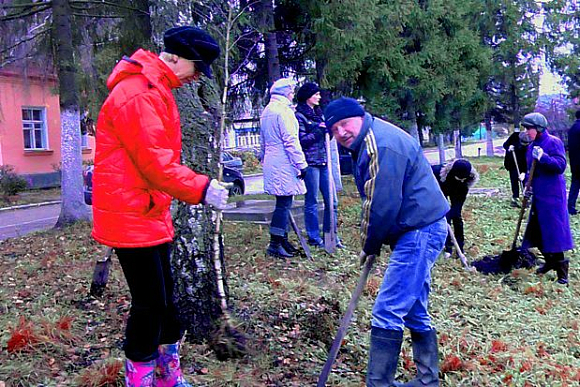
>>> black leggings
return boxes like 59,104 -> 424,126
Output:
116,243 -> 183,361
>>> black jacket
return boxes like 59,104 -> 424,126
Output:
502,132 -> 528,172
568,119 -> 580,175
432,161 -> 479,219
296,103 -> 327,166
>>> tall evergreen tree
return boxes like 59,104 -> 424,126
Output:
478,0 -> 541,155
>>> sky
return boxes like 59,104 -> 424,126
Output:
540,70 -> 566,96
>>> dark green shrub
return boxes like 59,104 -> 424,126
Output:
0,165 -> 28,198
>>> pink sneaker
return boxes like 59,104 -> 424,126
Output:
125,358 -> 156,387
155,342 -> 192,387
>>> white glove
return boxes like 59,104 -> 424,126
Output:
532,146 -> 544,161
508,145 -> 515,152
203,179 -> 232,210
518,173 -> 525,182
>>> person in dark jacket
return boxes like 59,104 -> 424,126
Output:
503,130 -> 530,207
520,112 -> 574,285
567,110 -> 580,215
325,97 -> 449,387
432,159 -> 479,258
296,82 -> 343,247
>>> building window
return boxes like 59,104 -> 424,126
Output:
81,133 -> 89,148
22,107 -> 48,150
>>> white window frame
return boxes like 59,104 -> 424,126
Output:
22,107 -> 49,150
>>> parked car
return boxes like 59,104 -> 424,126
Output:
82,165 -> 244,205
222,165 -> 245,196
221,151 -> 243,172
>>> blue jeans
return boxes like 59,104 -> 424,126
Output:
371,217 -> 447,332
304,165 -> 331,242
270,195 -> 293,236
568,173 -> 580,211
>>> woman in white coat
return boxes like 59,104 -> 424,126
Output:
260,78 -> 308,258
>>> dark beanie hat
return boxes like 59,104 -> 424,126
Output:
324,97 -> 365,129
163,26 -> 220,78
296,82 -> 320,103
451,159 -> 472,179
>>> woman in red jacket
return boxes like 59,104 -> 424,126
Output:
93,27 -> 228,386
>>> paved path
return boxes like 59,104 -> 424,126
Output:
0,204 -> 61,241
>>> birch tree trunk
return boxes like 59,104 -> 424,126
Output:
148,0 -> 228,342
453,129 -> 462,159
485,112 -> 495,157
53,0 -> 90,227
408,116 -> 420,143
437,133 -> 446,165
172,82 -> 225,341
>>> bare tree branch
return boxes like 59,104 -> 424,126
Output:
71,12 -> 124,18
0,27 -> 49,55
0,4 -> 50,21
69,0 -> 149,15
1,54 -> 35,68
0,1 -> 52,10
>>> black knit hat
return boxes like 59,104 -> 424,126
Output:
296,82 -> 320,103
324,97 -> 365,129
163,26 -> 220,78
451,159 -> 472,180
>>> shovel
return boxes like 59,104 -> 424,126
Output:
317,254 -> 376,386
89,247 -> 114,297
289,212 -> 312,260
510,148 -> 525,195
498,158 -> 537,272
324,133 -> 338,254
446,223 -> 475,272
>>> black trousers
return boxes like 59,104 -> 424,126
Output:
508,168 -> 521,199
445,215 -> 464,253
116,243 -> 183,361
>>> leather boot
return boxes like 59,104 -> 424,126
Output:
281,233 -> 299,256
266,235 -> 293,258
536,254 -> 557,275
156,341 -> 192,387
556,259 -> 569,285
366,327 -> 403,387
125,358 -> 156,387
394,329 -> 439,387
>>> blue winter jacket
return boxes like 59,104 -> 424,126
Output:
350,113 -> 449,255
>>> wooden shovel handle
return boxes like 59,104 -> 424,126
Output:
511,158 -> 537,250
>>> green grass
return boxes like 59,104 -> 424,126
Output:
1,158 -> 579,386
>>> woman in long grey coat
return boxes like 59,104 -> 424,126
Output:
521,112 -> 574,285
260,78 -> 308,258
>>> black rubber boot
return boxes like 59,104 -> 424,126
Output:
281,233 -> 299,256
556,259 -> 569,285
366,327 -> 403,387
266,235 -> 293,259
536,254 -> 557,275
394,329 -> 439,387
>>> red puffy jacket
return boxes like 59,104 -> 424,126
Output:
92,49 -> 210,248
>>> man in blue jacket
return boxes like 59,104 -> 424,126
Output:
325,97 -> 449,387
